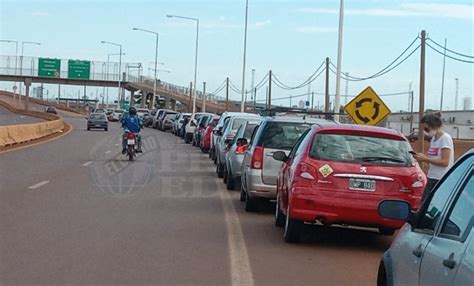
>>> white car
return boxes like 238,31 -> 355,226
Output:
110,109 -> 125,121
137,108 -> 150,120
184,112 -> 214,144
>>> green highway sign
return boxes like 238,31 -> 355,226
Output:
68,60 -> 91,79
38,58 -> 61,78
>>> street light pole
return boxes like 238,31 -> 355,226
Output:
133,27 -> 160,109
101,41 -> 123,107
167,14 -> 199,116
240,0 -> 249,112
0,40 -> 18,99
334,0 -> 344,121
106,52 -> 125,108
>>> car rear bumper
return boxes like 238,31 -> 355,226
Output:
289,188 -> 420,229
246,169 -> 276,199
88,123 -> 108,128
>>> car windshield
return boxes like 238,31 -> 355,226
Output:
309,133 -> 412,166
260,122 -> 311,149
165,114 -> 175,120
90,114 -> 105,120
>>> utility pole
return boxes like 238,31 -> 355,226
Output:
268,70 -> 272,108
455,78 -> 459,110
311,92 -> 314,111
440,38 -> 447,111
251,69 -> 255,102
202,81 -> 206,113
325,57 -> 330,115
225,77 -> 229,111
344,72 -> 349,105
240,0 -> 249,112
418,30 -> 426,153
189,82 -> 193,112
409,82 -> 414,133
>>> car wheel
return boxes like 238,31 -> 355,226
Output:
226,169 -> 235,190
275,194 -> 285,227
217,163 -> 224,178
223,165 -> 228,183
184,134 -> 191,144
376,260 -> 388,286
240,186 -> 246,202
283,205 -> 303,243
104,128 -> 108,131
87,127 -> 90,131
245,190 -> 258,212
379,228 -> 396,236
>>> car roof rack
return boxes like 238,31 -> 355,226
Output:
255,107 -> 337,120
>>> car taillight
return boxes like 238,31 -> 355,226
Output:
251,146 -> 264,169
411,173 -> 426,188
295,163 -> 318,180
127,133 -> 136,139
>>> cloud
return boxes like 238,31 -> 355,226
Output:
297,2 -> 473,20
31,11 -> 49,17
295,26 -> 337,33
255,20 -> 271,28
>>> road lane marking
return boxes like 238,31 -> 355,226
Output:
217,177 -> 254,286
28,180 -> 50,190
105,150 -> 111,154
82,161 -> 93,167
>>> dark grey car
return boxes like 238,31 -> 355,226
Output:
87,113 -> 108,131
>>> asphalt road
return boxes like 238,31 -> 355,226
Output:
0,113 -> 393,286
0,105 -> 43,125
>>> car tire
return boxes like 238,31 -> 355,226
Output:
379,228 -> 396,236
245,190 -> 258,212
104,128 -> 108,131
275,194 -> 285,227
226,169 -> 235,190
376,260 -> 388,286
240,183 -> 246,202
284,205 -> 303,243
184,134 -> 192,144
223,165 -> 228,183
217,163 -> 224,178
87,127 -> 90,131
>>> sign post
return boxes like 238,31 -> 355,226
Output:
68,60 -> 91,79
344,86 -> 391,126
38,58 -> 61,78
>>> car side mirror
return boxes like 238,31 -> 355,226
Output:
224,138 -> 232,144
272,151 -> 288,162
378,200 -> 410,221
236,138 -> 248,146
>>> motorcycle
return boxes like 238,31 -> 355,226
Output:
124,132 -> 139,161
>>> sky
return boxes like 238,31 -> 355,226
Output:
0,0 -> 473,112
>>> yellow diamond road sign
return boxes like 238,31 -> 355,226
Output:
344,86 -> 391,126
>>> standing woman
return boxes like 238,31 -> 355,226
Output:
413,113 -> 455,202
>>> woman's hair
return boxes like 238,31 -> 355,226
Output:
421,113 -> 443,129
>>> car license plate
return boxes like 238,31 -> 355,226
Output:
349,178 -> 376,191
127,139 -> 135,145
95,124 -> 101,127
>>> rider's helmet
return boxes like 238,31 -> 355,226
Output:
129,106 -> 137,116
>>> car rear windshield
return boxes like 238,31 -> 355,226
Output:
260,122 -> 311,149
165,114 -> 175,120
90,114 -> 106,120
309,133 -> 412,166
115,110 -> 123,113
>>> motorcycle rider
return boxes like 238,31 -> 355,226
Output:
121,106 -> 143,154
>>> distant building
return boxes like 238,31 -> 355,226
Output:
386,110 -> 474,139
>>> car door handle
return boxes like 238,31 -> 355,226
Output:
442,253 -> 456,269
412,244 -> 423,258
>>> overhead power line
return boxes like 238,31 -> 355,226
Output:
426,42 -> 474,64
427,38 -> 474,59
271,60 -> 326,90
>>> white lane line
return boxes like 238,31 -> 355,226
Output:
82,161 -> 93,167
114,144 -> 120,146
217,178 -> 254,286
28,181 -> 50,190
105,150 -> 111,154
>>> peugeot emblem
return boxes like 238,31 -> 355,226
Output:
360,166 -> 367,173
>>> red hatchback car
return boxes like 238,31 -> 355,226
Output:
200,116 -> 220,153
274,123 -> 426,243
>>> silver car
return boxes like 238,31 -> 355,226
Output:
224,120 -> 259,190
377,149 -> 473,286
216,114 -> 261,179
240,116 -> 330,212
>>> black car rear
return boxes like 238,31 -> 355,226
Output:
87,113 -> 108,131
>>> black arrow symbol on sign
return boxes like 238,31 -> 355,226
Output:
372,102 -> 380,120
355,110 -> 370,123
355,98 -> 372,108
